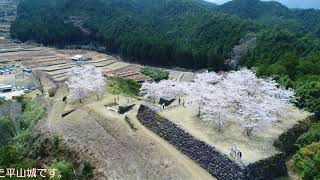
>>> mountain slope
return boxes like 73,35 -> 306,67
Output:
215,0 -> 320,37
7,1 -> 320,179
11,0 -> 259,70
217,0 -> 292,19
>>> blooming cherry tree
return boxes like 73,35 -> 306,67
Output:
200,87 -> 230,131
67,65 -> 106,103
140,80 -> 186,102
193,70 -> 221,84
220,70 -> 294,135
140,69 -> 294,135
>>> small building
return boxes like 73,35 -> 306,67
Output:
71,55 -> 90,61
0,84 -> 12,92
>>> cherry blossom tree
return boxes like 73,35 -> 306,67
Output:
67,65 -> 106,103
200,88 -> 230,131
193,70 -> 221,84
220,69 -> 294,135
89,67 -> 106,99
140,80 -> 186,102
185,74 -> 220,117
140,69 -> 294,135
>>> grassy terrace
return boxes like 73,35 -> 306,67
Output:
160,104 -> 309,164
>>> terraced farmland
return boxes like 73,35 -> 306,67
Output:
0,38 -> 196,85
0,39 -> 131,83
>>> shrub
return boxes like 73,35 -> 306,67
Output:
20,101 -> 45,130
107,77 -> 141,96
48,87 -> 58,97
49,159 -> 75,180
0,116 -> 16,148
0,99 -> 6,105
0,145 -> 21,167
296,123 -> 320,148
31,141 -> 47,159
14,95 -> 24,103
295,81 -> 320,114
77,160 -> 93,179
293,142 -> 320,180
53,136 -> 60,150
141,66 -> 169,81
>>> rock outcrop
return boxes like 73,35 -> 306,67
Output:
159,97 -> 175,106
118,104 -> 135,114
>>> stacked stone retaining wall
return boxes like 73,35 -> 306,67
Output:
137,104 -> 301,179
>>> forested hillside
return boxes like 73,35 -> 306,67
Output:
11,0 -> 259,70
217,0 -> 292,19
239,29 -> 320,114
9,0 -> 320,113
7,0 -> 320,179
11,0 -> 320,113
216,0 -> 320,37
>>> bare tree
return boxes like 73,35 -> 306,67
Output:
9,102 -> 22,135
31,69 -> 45,95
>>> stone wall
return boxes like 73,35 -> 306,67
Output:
137,104 -> 293,180
247,153 -> 287,179
274,113 -> 319,155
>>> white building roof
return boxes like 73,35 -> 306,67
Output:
72,55 -> 85,60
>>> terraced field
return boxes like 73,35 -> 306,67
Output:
0,38 -> 196,84
168,70 -> 196,82
0,39 -> 130,83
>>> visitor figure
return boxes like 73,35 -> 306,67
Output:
178,98 -> 181,105
229,147 -> 236,157
236,147 -> 242,160
229,147 -> 242,160
162,103 -> 165,109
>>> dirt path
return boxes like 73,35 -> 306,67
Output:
45,89 -> 215,180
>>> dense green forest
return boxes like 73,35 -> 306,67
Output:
11,0 -> 260,70
217,0 -> 320,37
0,99 -> 93,179
11,0 -> 320,68
8,0 -> 320,178
239,29 -> 320,113
11,0 -> 320,112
